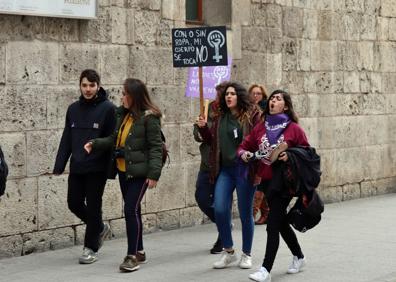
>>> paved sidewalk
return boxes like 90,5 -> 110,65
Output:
1,194 -> 396,282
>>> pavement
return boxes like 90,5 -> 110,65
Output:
1,194 -> 396,282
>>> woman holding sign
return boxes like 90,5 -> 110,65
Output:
196,82 -> 262,270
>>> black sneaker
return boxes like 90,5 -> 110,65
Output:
210,238 -> 223,254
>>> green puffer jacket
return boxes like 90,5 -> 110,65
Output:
91,106 -> 163,181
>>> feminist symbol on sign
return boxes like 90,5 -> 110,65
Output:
213,66 -> 229,85
207,30 -> 225,63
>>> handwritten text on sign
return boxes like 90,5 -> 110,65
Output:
172,26 -> 228,68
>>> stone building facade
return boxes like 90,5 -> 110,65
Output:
0,0 -> 395,257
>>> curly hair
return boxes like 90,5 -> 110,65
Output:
217,82 -> 254,124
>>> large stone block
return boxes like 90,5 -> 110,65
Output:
342,13 -> 361,41
299,117 -> 319,147
26,130 -> 62,176
266,4 -> 283,28
364,145 -> 393,179
382,73 -> 396,94
0,178 -> 38,236
6,41 -> 58,85
304,72 -> 343,94
316,117 -> 337,149
157,209 -> 180,230
360,180 -> 377,198
342,183 -> 361,201
161,0 -> 185,21
0,15 -> 43,43
149,86 -> 190,123
157,19 -> 174,47
345,0 -> 364,13
360,15 -> 376,41
103,179 -> 123,219
359,93 -> 387,115
281,71 -> 304,96
337,41 -> 359,71
378,42 -> 396,72
380,0 -> 396,17
75,224 -> 86,245
100,45 -> 129,85
364,0 -> 380,15
316,149 -> 337,186
297,39 -> 310,71
142,213 -> 158,233
180,206 -> 204,227
0,132 -> 26,178
311,41 -> 337,71
145,49 -> 174,85
368,177 -> 396,195
376,17 -> 389,41
128,46 -> 147,80
266,53 -> 282,88
389,18 -> 396,41
42,18 -> 79,42
232,0 -> 251,26
46,87 -> 79,129
282,38 -> 297,71
241,27 -> 268,52
22,227 -> 74,255
291,93 -> 307,116
79,7 -> 112,43
0,235 -> 23,258
302,9 -> 318,39
317,186 -> 343,203
283,7 -> 303,38
111,7 -> 132,44
60,43 -> 100,83
0,45 -> 5,84
293,0 -> 312,8
343,71 -> 360,93
335,147 -> 366,185
38,175 -> 79,229
134,11 -> 160,46
317,11 -> 338,40
0,86 -> 47,131
145,164 -> 186,213
306,94 -> 337,117
357,42 -> 374,71
108,219 -> 125,239
312,0 -> 333,10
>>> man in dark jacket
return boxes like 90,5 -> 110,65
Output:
53,69 -> 116,264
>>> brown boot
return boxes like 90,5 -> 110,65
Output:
256,195 -> 269,225
253,191 -> 264,223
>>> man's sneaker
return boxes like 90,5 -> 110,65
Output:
78,247 -> 98,264
213,250 -> 237,269
98,223 -> 111,250
119,255 -> 140,272
136,251 -> 147,264
210,238 -> 223,254
249,266 -> 271,282
239,253 -> 252,269
287,256 -> 306,274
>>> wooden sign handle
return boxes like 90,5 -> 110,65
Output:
199,66 -> 204,116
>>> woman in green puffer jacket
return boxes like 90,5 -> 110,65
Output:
84,78 -> 163,273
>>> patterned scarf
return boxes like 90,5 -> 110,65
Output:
265,113 -> 290,145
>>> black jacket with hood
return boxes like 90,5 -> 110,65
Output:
53,87 -> 116,174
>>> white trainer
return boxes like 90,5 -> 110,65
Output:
249,266 -> 271,282
239,253 -> 252,269
287,256 -> 306,274
78,247 -> 98,264
213,250 -> 238,269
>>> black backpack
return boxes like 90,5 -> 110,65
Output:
0,146 -> 9,197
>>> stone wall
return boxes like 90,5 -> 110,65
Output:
0,0 -> 395,258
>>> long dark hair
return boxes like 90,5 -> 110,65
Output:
264,89 -> 298,123
123,78 -> 162,120
218,82 -> 253,124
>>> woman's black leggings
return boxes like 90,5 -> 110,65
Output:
118,172 -> 147,255
262,193 -> 304,272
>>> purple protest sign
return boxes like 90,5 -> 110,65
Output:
185,57 -> 232,100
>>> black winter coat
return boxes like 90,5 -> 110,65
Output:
53,88 -> 116,174
268,146 -> 321,199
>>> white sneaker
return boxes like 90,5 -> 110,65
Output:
239,253 -> 252,269
213,250 -> 238,269
78,247 -> 98,264
249,266 -> 271,282
287,256 -> 306,274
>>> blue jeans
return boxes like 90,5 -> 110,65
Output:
214,165 -> 256,254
